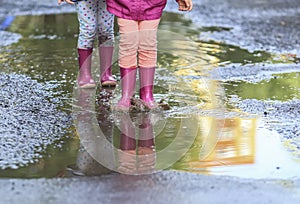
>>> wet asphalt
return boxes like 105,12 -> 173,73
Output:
0,0 -> 300,203
1,171 -> 300,204
167,0 -> 300,55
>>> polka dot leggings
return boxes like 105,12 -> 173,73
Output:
76,0 -> 114,49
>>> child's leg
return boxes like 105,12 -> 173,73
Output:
138,19 -> 160,68
118,18 -> 139,69
76,0 -> 98,88
138,19 -> 160,108
97,0 -> 116,86
115,18 -> 139,110
77,0 -> 98,49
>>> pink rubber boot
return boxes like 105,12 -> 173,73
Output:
99,46 -> 117,87
139,67 -> 158,109
115,67 -> 137,111
77,48 -> 96,88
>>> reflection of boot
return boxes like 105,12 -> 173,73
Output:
99,46 -> 116,87
97,87 -> 115,112
117,113 -> 137,174
137,113 -> 156,174
138,113 -> 156,173
116,112 -> 156,174
77,88 -> 94,123
115,67 -> 137,111
119,113 -> 136,151
77,48 -> 96,88
97,87 -> 114,141
139,67 -> 158,109
138,112 -> 155,161
138,113 -> 155,148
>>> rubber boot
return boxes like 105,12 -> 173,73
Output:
99,46 -> 117,87
139,67 -> 158,109
115,67 -> 137,111
77,48 -> 96,88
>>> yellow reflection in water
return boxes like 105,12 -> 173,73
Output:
156,30 -> 259,173
193,117 -> 256,168
158,31 -> 259,174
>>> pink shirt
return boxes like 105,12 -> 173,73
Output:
106,0 -> 168,21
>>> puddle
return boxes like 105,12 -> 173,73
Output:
172,118 -> 300,179
0,12 -> 299,179
223,72 -> 300,101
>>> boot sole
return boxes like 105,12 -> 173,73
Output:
101,81 -> 117,87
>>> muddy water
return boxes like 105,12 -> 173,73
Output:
0,12 -> 299,178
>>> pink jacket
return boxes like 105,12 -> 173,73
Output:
106,0 -> 168,21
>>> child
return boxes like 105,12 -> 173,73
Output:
106,0 -> 193,110
58,0 -> 116,88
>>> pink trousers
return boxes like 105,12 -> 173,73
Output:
117,18 -> 160,68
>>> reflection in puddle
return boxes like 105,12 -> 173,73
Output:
115,112 -> 156,175
193,117 -> 256,168
72,87 -> 159,175
175,117 -> 300,179
1,12 -> 300,178
72,85 -> 200,175
210,124 -> 300,179
71,85 -> 300,179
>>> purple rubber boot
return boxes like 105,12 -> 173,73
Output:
115,67 -> 137,111
77,48 -> 96,88
99,46 -> 117,87
139,67 -> 158,109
